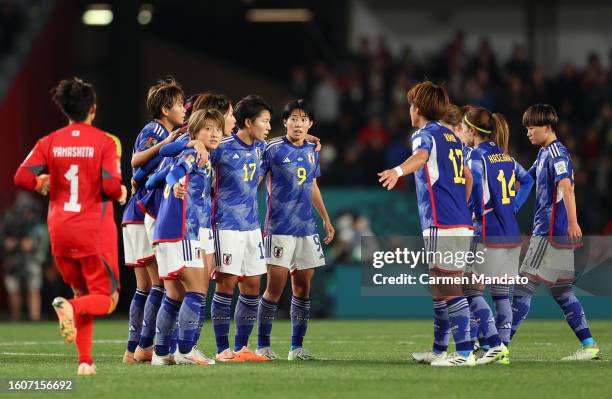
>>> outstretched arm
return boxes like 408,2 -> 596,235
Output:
377,149 -> 429,190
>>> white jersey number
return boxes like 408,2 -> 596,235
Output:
63,164 -> 82,212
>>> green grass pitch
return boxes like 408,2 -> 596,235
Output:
0,319 -> 609,398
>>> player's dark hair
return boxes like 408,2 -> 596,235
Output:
282,99 -> 314,122
50,77 -> 96,122
522,103 -> 558,131
193,92 -> 231,115
188,109 -> 225,140
146,76 -> 184,119
234,95 -> 273,129
406,81 -> 449,121
441,104 -> 461,126
464,107 -> 510,153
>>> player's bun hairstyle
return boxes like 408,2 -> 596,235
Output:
188,109 -> 225,140
50,77 -> 96,122
146,76 -> 184,119
464,107 -> 510,154
441,104 -> 462,127
406,81 -> 449,121
193,92 -> 231,115
234,94 -> 273,129
522,103 -> 559,131
282,99 -> 314,122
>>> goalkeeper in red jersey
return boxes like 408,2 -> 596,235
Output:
14,77 -> 127,375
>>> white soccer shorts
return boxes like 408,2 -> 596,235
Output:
422,227 -> 473,273
213,228 -> 266,277
198,227 -> 215,255
471,244 -> 521,279
122,223 -> 154,266
156,239 -> 203,280
520,235 -> 575,284
265,234 -> 326,271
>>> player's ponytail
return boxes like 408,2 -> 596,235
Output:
491,113 -> 509,154
50,77 -> 96,122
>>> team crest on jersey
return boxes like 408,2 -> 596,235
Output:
145,136 -> 158,149
273,246 -> 283,258
222,253 -> 232,265
184,154 -> 195,167
308,153 -> 315,164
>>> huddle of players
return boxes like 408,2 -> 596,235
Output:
379,81 -> 600,366
122,78 -> 334,365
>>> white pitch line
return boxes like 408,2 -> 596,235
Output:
0,339 -> 125,347
0,352 -> 117,358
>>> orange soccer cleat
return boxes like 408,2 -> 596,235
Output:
52,297 -> 76,343
233,346 -> 269,362
134,346 -> 154,363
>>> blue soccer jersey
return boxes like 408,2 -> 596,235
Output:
122,121 -> 169,224
261,137 -> 320,236
468,141 -> 531,246
153,149 -> 213,243
210,133 -> 266,231
412,121 -> 472,231
462,144 -> 477,217
530,139 -> 576,247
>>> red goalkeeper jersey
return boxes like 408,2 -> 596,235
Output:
14,122 -> 123,258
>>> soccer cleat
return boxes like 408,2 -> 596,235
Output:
431,352 -> 476,367
411,351 -> 447,364
561,345 -> 601,361
77,363 -> 97,375
151,352 -> 172,366
215,348 -> 235,362
134,346 -> 153,363
255,347 -> 278,360
233,346 -> 269,362
288,347 -> 313,361
473,347 -> 487,360
475,344 -> 509,365
174,347 -> 216,365
496,352 -> 510,365
122,351 -> 137,364
52,297 -> 76,343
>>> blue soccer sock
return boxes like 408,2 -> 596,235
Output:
491,284 -> 512,346
211,292 -> 232,353
178,292 -> 206,354
169,321 -> 178,354
290,296 -> 310,350
257,297 -> 278,349
138,284 -> 163,349
432,299 -> 450,354
465,289 -> 501,348
154,296 -> 181,356
510,279 -> 539,341
192,296 -> 207,346
447,296 -> 472,356
465,294 -> 480,349
551,284 -> 595,346
127,289 -> 148,353
234,294 -> 259,352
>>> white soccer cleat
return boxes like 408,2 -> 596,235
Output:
431,352 -> 476,367
288,347 -> 313,361
561,345 -> 601,361
151,352 -> 172,366
475,344 -> 509,365
411,351 -> 447,364
174,346 -> 216,365
77,363 -> 97,375
255,347 -> 278,360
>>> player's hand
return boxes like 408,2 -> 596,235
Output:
323,219 -> 335,244
130,178 -> 137,195
118,185 -> 128,205
173,182 -> 186,199
378,169 -> 399,190
568,221 -> 582,243
305,134 -> 322,152
192,141 -> 209,167
163,129 -> 182,144
35,174 -> 50,196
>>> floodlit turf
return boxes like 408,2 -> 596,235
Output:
0,319 -> 609,398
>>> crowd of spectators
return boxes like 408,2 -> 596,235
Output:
294,33 -> 612,234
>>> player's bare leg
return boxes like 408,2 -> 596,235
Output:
256,265 -> 289,359
287,268 -> 314,361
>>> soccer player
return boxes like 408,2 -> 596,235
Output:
378,81 -> 475,366
122,77 -> 184,363
510,104 -> 600,360
150,109 -> 223,366
255,99 -> 334,361
14,77 -> 127,375
461,107 -> 533,364
210,95 -> 271,362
